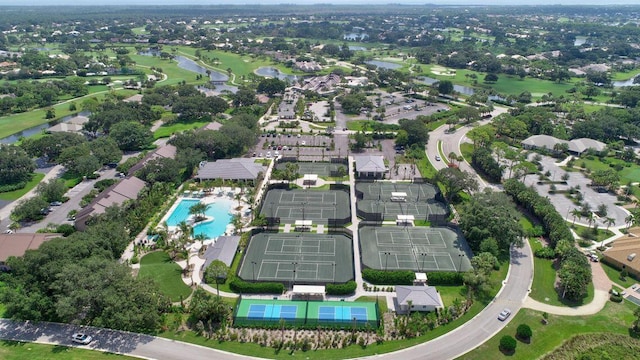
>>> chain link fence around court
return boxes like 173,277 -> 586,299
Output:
238,232 -> 355,284
358,225 -> 472,272
275,159 -> 349,178
233,298 -> 379,329
355,182 -> 449,223
259,188 -> 351,226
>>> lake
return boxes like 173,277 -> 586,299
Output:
139,51 -> 228,82
0,111 -> 91,144
255,67 -> 300,82
365,60 -> 402,70
416,76 -> 476,95
613,75 -> 640,87
574,36 -> 587,46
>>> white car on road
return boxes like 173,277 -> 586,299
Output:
497,308 -> 511,321
71,333 -> 92,344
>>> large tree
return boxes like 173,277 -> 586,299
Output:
436,167 -> 479,202
109,121 -> 154,151
398,119 -> 430,147
0,145 -> 35,187
459,189 -> 524,253
257,78 -> 286,96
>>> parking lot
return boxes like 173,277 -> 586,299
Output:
250,133 -> 351,161
521,154 -> 629,227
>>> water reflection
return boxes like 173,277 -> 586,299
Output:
365,60 -> 402,70
255,67 -> 300,82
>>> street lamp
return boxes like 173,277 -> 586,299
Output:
458,253 -> 465,272
420,252 -> 427,273
251,261 -> 257,282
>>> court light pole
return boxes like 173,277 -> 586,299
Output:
458,253 -> 465,272
292,262 -> 298,290
384,252 -> 390,271
420,252 -> 427,273
251,261 -> 257,282
332,263 -> 336,284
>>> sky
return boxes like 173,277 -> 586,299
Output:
1,0 -> 639,6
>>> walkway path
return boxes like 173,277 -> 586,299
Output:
522,260 -> 612,316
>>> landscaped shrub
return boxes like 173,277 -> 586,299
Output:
499,335 -> 517,353
534,247 -> 556,259
326,281 -> 357,295
229,279 -> 285,294
362,269 -> 414,285
516,324 -> 532,341
426,272 -> 464,285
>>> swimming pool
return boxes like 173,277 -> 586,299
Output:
165,198 -> 234,239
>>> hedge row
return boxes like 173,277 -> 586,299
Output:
426,272 -> 464,285
229,279 -> 285,294
362,269 -> 414,285
503,179 -> 573,248
326,281 -> 357,295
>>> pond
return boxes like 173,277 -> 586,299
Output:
139,51 -> 228,82
365,60 -> 402,70
613,75 -> 640,88
349,46 -> 366,51
0,111 -> 91,144
574,36 -> 587,47
415,76 -> 476,95
254,67 -> 300,82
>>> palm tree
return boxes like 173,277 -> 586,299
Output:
604,217 -> 615,232
570,208 -> 582,227
189,201 -> 209,222
626,214 -> 635,231
448,152 -> 459,166
585,212 -> 595,231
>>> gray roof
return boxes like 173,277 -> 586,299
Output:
522,135 -> 606,154
203,121 -> 223,131
395,285 -> 443,307
196,158 -> 266,181
354,155 -> 386,173
521,134 -> 568,150
203,235 -> 240,268
571,138 -> 606,153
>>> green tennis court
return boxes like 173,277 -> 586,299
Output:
357,199 -> 448,221
239,233 -> 354,283
358,226 -> 472,272
260,189 -> 350,224
275,162 -> 345,177
234,298 -> 379,328
356,182 -> 439,201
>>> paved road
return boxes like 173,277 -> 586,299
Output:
0,240 -> 533,360
425,106 -> 508,191
373,241 -> 533,360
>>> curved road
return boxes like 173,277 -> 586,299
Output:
0,241 -> 533,360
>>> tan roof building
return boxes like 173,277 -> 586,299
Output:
74,176 -> 147,231
602,227 -> 640,278
0,233 -> 60,262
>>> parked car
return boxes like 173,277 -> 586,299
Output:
50,201 -> 63,206
498,308 -> 511,321
71,333 -> 92,344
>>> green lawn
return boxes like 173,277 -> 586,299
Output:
571,223 -> 615,244
138,251 -> 193,302
355,295 -> 388,314
577,156 -> 640,185
0,173 -> 45,201
60,172 -> 82,189
459,301 -> 637,360
0,341 -> 135,360
129,52 -> 207,87
528,238 -> 595,307
460,142 -> 474,163
601,260 -> 637,288
154,120 -> 210,139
